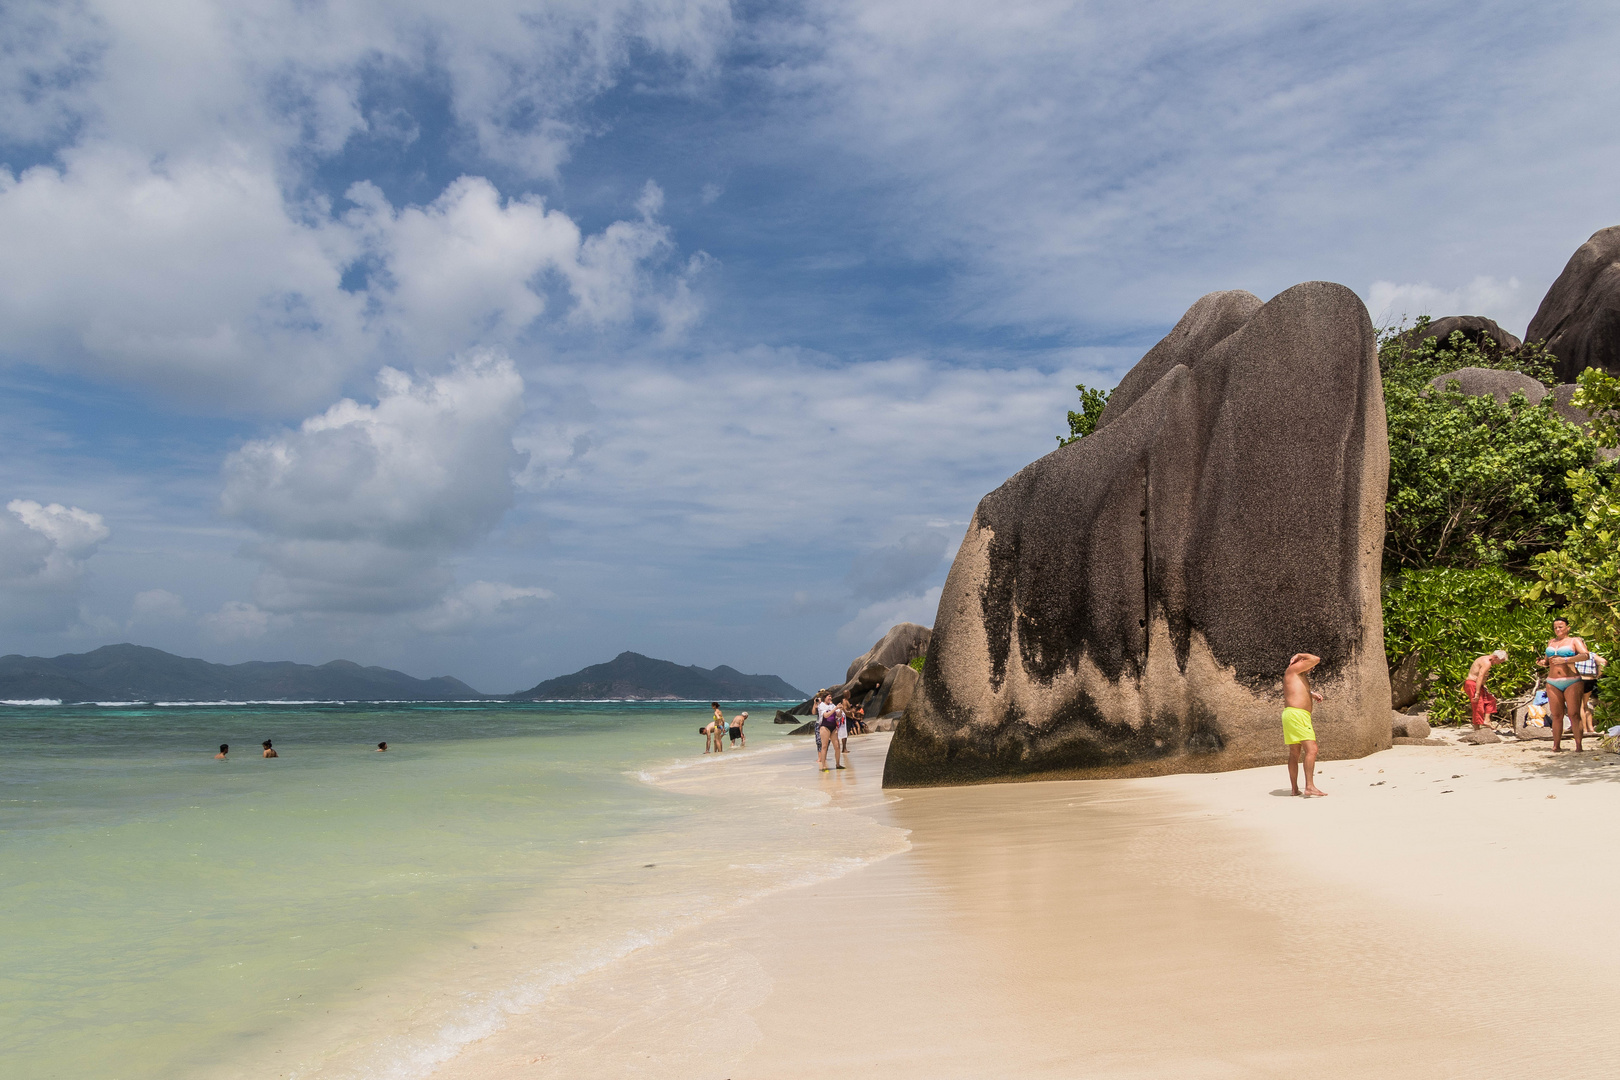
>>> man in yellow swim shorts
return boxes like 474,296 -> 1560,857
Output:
1283,652 -> 1326,797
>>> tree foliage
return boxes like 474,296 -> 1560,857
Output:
1380,322 -> 1598,573
1529,467 -> 1620,648
1057,383 -> 1111,446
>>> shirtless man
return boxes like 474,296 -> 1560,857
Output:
729,711 -> 747,749
1462,650 -> 1508,729
214,743 -> 229,760
1282,653 -> 1326,797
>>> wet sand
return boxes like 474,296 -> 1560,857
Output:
433,731 -> 1620,1078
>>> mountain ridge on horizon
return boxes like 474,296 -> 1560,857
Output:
0,643 -> 484,703
513,650 -> 805,701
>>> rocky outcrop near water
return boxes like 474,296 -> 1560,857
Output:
885,282 -> 1392,787
786,623 -> 931,717
1526,226 -> 1620,383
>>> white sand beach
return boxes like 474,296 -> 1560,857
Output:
432,730 -> 1620,1078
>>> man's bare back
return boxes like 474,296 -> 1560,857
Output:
1465,653 -> 1497,689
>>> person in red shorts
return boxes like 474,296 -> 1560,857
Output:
1462,650 -> 1507,729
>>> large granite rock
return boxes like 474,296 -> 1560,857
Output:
1526,226 -> 1620,383
843,623 -> 931,683
885,282 -> 1391,787
1399,315 -> 1522,357
868,662 -> 921,718
1428,367 -> 1547,405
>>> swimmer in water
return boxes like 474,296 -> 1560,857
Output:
376,742 -> 388,752
262,739 -> 278,758
214,743 -> 229,760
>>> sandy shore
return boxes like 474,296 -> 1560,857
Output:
432,730 -> 1620,1078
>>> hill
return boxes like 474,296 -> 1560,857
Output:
0,644 -> 484,703
513,651 -> 804,701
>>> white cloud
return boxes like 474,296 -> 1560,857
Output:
0,498 -> 109,631
1364,276 -> 1531,337
413,580 -> 554,634
221,352 -> 528,614
837,587 -> 942,649
201,600 -> 272,641
129,588 -> 189,624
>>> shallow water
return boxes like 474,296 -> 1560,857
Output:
0,701 -> 863,1080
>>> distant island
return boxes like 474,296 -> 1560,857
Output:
0,644 -> 483,703
513,651 -> 805,701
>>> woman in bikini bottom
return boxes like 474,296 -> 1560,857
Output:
1539,616 -> 1592,752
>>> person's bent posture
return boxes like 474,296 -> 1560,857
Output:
1463,650 -> 1508,729
1282,653 -> 1326,797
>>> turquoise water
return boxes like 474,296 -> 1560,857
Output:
0,701 -> 816,1080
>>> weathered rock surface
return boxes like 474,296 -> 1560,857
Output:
843,623 -> 931,683
867,663 -> 920,718
1399,315 -> 1522,357
1460,728 -> 1502,745
774,709 -> 800,724
1429,367 -> 1547,405
1526,226 -> 1620,383
1392,714 -> 1432,741
885,282 -> 1391,787
1390,652 -> 1430,710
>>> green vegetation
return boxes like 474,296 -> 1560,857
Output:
1379,320 -> 1615,720
1057,384 -> 1110,445
908,655 -> 926,672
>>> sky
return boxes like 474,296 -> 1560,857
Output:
1,0 -> 1618,695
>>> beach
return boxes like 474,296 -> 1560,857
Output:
433,729 -> 1620,1079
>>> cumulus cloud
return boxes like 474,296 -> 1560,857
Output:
129,588 -> 189,625
845,530 -> 949,601
201,600 -> 273,641
1365,276 -> 1532,337
0,498 -> 109,631
837,588 -> 943,649
413,581 -> 555,635
221,351 -> 529,615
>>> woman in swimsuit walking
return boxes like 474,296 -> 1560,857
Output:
1536,617 -> 1592,752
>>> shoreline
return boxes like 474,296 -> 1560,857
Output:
429,728 -> 1620,1078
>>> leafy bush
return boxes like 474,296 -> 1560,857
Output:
1380,324 -> 1598,572
908,655 -> 926,672
1057,384 -> 1110,445
1382,567 -> 1554,724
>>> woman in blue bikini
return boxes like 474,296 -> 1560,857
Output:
1536,617 -> 1591,752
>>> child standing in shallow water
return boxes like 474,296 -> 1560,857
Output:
1282,653 -> 1326,797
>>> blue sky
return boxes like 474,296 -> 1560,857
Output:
1,0 -> 1617,694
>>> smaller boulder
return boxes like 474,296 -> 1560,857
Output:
1429,367 -> 1547,406
1391,714 -> 1432,741
1399,315 -> 1522,357
774,710 -> 800,724
787,721 -> 818,736
1461,728 -> 1502,745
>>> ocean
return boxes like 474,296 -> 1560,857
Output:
0,701 -> 904,1079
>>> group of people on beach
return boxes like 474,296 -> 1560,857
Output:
1460,617 -> 1606,751
700,703 -> 747,752
212,739 -> 388,759
1282,616 -> 1609,798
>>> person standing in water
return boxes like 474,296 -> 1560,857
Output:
815,693 -> 844,770
375,742 -> 388,752
729,711 -> 747,748
1282,653 -> 1325,797
261,740 -> 278,758
1537,617 -> 1591,752
214,744 -> 229,760
710,703 -> 726,753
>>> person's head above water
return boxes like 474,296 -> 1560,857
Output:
219,744 -> 228,753
262,740 -> 272,748
376,742 -> 387,751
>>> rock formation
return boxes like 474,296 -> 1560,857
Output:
885,282 -> 1391,787
1526,226 -> 1620,383
1399,315 -> 1521,357
788,623 -> 932,717
1428,367 -> 1547,405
